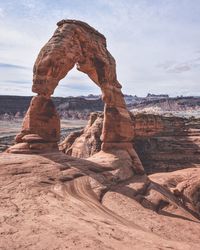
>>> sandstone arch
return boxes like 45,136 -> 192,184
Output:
7,20 -> 144,174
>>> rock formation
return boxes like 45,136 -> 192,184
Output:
7,20 -> 144,174
131,113 -> 200,173
60,112 -> 200,173
60,112 -> 103,157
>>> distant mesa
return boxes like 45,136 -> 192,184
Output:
146,93 -> 169,99
0,94 -> 200,121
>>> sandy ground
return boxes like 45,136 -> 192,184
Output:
0,152 -> 199,250
0,119 -> 87,152
0,119 -> 87,136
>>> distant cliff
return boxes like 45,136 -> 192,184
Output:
130,113 -> 200,173
129,96 -> 200,114
0,95 -> 200,120
60,112 -> 200,174
0,95 -> 104,120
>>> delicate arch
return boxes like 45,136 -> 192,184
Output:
7,20 -> 144,174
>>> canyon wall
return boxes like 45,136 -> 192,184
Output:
131,113 -> 200,173
60,112 -> 200,174
0,95 -> 103,120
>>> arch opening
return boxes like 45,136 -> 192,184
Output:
53,65 -> 101,98
53,66 -> 103,142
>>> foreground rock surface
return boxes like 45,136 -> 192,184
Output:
0,152 -> 200,250
61,112 -> 200,173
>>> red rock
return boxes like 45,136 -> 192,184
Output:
31,19 -> 134,146
15,95 -> 60,143
8,19 -> 137,170
22,134 -> 47,143
60,112 -> 103,157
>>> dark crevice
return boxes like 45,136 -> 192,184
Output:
11,171 -> 31,175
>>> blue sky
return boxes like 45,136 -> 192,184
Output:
0,0 -> 200,97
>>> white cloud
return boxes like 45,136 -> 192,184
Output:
0,8 -> 3,18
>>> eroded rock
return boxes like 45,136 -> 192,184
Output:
60,112 -> 103,157
7,19 -> 143,174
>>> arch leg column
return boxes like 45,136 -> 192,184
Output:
100,105 -> 144,174
7,95 -> 60,154
93,85 -> 145,174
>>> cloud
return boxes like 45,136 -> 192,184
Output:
157,55 -> 200,74
157,61 -> 176,70
66,75 -> 85,82
4,80 -> 30,85
58,84 -> 95,92
54,77 -> 100,97
0,8 -> 4,18
167,64 -> 191,73
0,63 -> 29,70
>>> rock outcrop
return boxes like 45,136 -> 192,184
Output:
60,112 -> 103,157
0,152 -> 200,250
132,113 -> 200,173
61,112 -> 200,173
7,19 -> 144,174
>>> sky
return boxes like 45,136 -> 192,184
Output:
0,0 -> 200,97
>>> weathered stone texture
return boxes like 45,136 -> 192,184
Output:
15,96 -> 60,143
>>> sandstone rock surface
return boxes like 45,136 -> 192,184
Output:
60,112 -> 103,157
131,113 -> 200,173
15,96 -> 60,143
0,152 -> 200,250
